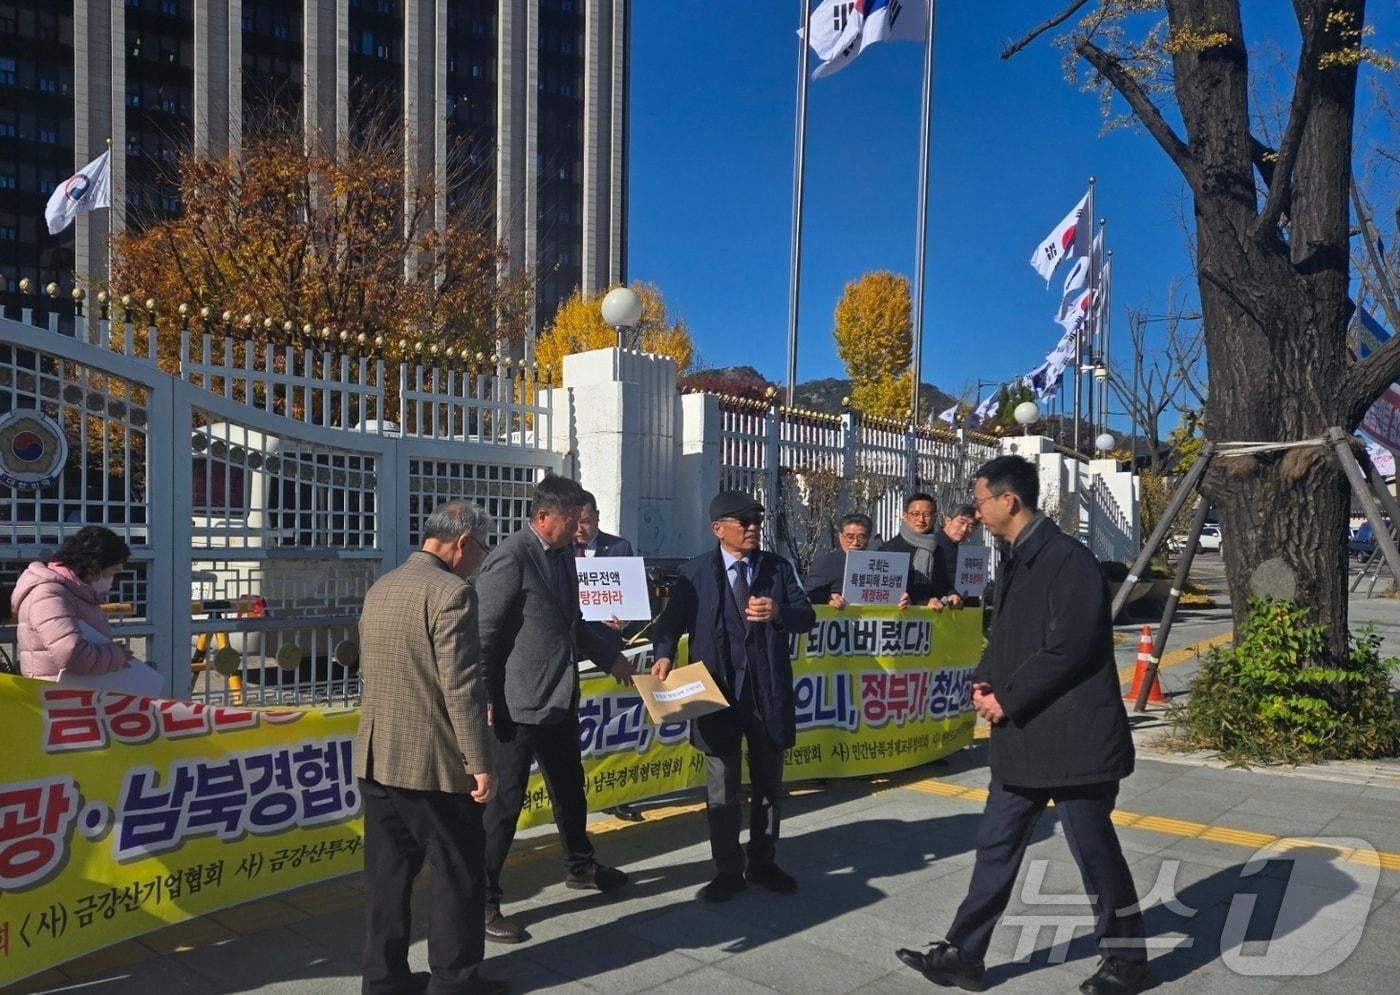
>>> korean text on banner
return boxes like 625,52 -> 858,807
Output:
0,677 -> 362,988
840,551 -> 910,606
576,556 -> 651,622
516,606 -> 982,828
955,545 -> 991,598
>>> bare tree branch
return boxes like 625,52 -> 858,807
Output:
1250,7 -> 1325,238
1001,0 -> 1092,60
1076,37 -> 1201,191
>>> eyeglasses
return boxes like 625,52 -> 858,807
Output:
904,510 -> 935,520
970,491 -> 1008,510
467,533 -> 490,554
723,515 -> 764,529
840,532 -> 870,543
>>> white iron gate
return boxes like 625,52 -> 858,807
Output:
0,307 -> 562,705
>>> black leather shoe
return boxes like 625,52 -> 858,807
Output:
1079,957 -> 1151,994
605,803 -> 645,822
699,872 -> 747,902
484,908 -> 526,944
564,863 -> 628,892
744,862 -> 798,893
895,941 -> 986,991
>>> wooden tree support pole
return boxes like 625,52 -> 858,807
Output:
1135,499 -> 1211,713
1327,428 -> 1400,585
1111,441 -> 1215,622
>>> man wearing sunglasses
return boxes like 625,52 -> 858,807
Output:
651,491 -> 817,903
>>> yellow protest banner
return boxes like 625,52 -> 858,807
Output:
0,606 -> 980,985
0,678 -> 362,987
518,605 -> 982,826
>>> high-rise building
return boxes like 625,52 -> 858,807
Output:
0,0 -> 629,334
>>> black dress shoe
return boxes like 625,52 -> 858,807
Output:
699,872 -> 747,902
894,941 -> 986,991
484,908 -> 526,944
744,862 -> 798,893
564,863 -> 628,892
1079,957 -> 1151,994
605,803 -> 645,822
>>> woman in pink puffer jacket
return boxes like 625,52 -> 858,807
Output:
10,526 -> 132,680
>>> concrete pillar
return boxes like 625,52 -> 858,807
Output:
560,347 -> 680,557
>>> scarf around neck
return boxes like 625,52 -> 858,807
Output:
897,521 -> 941,579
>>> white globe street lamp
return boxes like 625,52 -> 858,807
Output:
1094,432 -> 1117,453
601,287 -> 644,349
1013,400 -> 1039,436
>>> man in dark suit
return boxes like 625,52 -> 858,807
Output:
354,499 -> 506,995
574,490 -> 645,822
895,456 -> 1148,995
803,512 -> 873,607
651,490 -> 817,903
934,504 -> 981,607
477,474 -> 634,944
880,492 -> 960,610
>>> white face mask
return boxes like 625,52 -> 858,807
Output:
91,575 -> 115,596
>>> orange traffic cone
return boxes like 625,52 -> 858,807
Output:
1124,625 -> 1168,705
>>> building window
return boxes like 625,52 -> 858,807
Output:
559,208 -> 571,223
376,0 -> 393,12
39,127 -> 57,144
38,175 -> 57,195
161,194 -> 179,213
0,174 -> 15,189
38,77 -> 56,93
361,32 -> 374,55
560,81 -> 573,96
273,23 -> 289,39
127,91 -> 141,107
160,0 -> 178,14
0,58 -> 14,85
0,11 -> 16,33
0,122 -> 13,137
471,63 -> 482,78
243,15 -> 254,32
472,19 -> 487,35
0,227 -> 17,241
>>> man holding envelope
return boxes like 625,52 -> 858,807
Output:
651,491 -> 816,903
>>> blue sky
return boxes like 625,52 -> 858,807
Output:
626,1 -> 1399,429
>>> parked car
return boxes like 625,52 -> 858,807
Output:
1350,524 -> 1378,560
1197,524 -> 1222,552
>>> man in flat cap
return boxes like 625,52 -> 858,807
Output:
651,490 -> 817,902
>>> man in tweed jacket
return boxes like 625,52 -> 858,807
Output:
354,499 -> 506,995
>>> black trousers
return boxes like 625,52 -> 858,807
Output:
703,703 -> 786,875
483,709 -> 595,907
947,780 -> 1146,963
360,778 -> 486,995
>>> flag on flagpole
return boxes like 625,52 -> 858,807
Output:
1029,192 -> 1088,284
937,403 -> 958,425
45,150 -> 111,235
804,0 -> 928,80
968,389 -> 1000,427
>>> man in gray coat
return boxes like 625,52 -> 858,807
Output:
354,499 -> 505,995
477,474 -> 634,943
895,456 -> 1147,995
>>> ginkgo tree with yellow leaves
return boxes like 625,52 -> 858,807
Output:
536,282 -> 695,385
832,270 -> 914,421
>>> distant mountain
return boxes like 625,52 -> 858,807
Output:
794,377 -> 957,423
679,368 -> 956,422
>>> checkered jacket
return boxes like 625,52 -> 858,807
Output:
353,551 -> 491,791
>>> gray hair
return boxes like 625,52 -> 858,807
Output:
421,499 -> 492,545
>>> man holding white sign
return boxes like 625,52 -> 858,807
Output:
803,513 -> 873,607
651,491 -> 816,903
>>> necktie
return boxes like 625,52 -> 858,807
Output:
552,549 -> 572,602
732,558 -> 751,616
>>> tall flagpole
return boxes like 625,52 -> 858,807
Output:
785,1 -> 812,406
909,0 -> 936,428
1101,247 -> 1113,434
1073,177 -> 1094,455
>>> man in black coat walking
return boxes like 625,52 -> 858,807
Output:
896,455 -> 1149,995
651,491 -> 816,903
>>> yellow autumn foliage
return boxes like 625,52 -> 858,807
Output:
832,271 -> 913,421
536,282 -> 695,385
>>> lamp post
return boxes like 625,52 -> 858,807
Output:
601,286 -> 643,350
1013,400 -> 1039,438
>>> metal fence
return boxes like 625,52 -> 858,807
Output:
0,299 -> 562,706
710,394 -> 1002,564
